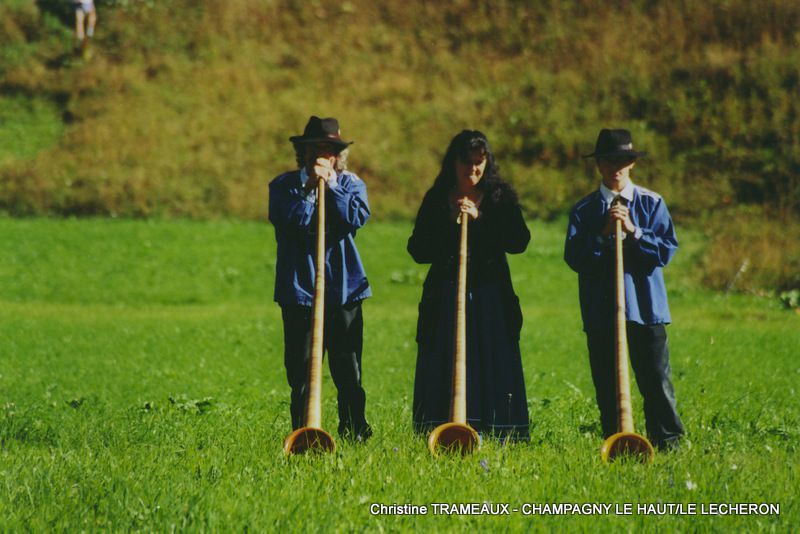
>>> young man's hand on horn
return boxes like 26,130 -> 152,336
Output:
602,204 -> 636,237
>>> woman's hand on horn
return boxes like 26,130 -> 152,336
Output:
457,197 -> 480,221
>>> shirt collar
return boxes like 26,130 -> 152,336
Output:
299,167 -> 309,186
599,181 -> 635,205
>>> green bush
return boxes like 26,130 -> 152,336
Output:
696,206 -> 800,295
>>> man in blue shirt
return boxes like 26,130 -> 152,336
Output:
269,116 -> 372,441
564,129 -> 685,451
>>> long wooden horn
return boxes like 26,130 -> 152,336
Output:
614,214 -> 634,435
283,177 -> 336,455
451,211 -> 469,425
601,197 -> 654,462
428,211 -> 480,456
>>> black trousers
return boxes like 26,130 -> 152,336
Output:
586,322 -> 685,448
281,301 -> 369,436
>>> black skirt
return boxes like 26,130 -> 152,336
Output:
413,277 -> 530,441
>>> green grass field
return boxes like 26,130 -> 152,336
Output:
1,218 -> 797,531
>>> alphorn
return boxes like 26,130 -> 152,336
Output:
283,177 -> 336,455
428,211 -> 481,456
600,198 -> 654,462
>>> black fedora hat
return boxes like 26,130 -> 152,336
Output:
289,116 -> 352,149
583,128 -> 647,159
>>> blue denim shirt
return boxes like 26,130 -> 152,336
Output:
268,169 -> 371,307
564,182 -> 677,331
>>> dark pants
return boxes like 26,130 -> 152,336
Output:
586,322 -> 685,449
281,301 -> 370,437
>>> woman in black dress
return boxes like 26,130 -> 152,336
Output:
408,130 -> 531,441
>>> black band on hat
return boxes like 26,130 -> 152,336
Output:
583,128 -> 646,159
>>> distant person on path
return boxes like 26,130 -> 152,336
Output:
73,0 -> 97,47
269,116 -> 373,441
408,130 -> 531,441
564,128 -> 685,451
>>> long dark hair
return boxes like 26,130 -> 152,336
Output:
431,130 -> 518,205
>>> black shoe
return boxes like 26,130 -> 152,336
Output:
339,423 -> 373,442
654,437 -> 682,452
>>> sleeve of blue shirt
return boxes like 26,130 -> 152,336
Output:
564,206 -> 610,273
328,174 -> 370,234
631,196 -> 678,271
268,174 -> 316,230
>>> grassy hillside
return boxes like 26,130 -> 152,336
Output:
0,218 -> 797,531
0,0 -> 798,291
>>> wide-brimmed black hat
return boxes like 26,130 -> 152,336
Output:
583,128 -> 647,159
289,116 -> 352,149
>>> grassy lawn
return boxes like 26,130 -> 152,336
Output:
0,218 -> 797,531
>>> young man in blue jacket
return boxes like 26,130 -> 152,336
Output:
269,116 -> 372,441
564,129 -> 685,451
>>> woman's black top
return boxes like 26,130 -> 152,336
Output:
408,186 -> 530,294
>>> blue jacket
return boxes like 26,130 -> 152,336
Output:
564,183 -> 677,331
268,169 -> 371,307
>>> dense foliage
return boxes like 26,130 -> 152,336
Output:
1,0 -> 798,290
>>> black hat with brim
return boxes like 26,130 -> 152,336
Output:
289,116 -> 352,149
583,128 -> 647,159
